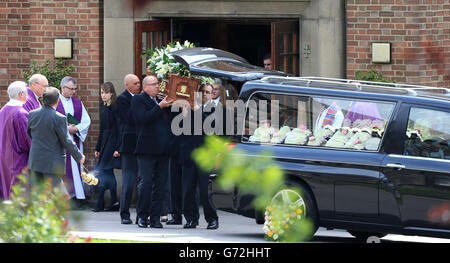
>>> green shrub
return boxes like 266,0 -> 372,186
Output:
22,59 -> 74,89
0,174 -> 72,243
355,69 -> 395,83
193,136 -> 313,242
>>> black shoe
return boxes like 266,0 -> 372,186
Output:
207,219 -> 219,230
105,202 -> 120,212
166,218 -> 182,225
137,218 -> 148,228
183,220 -> 197,229
149,218 -> 163,228
121,218 -> 132,224
70,198 -> 85,210
92,207 -> 103,212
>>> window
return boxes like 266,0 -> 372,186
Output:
404,107 -> 450,160
243,92 -> 395,152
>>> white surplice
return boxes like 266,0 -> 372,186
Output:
59,95 -> 91,199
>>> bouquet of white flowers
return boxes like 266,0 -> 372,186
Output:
307,127 -> 334,146
146,41 -> 195,80
284,127 -> 311,145
344,131 -> 371,150
249,126 -> 275,143
270,126 -> 291,144
325,128 -> 353,148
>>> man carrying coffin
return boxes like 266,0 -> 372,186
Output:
56,76 -> 91,208
131,75 -> 174,228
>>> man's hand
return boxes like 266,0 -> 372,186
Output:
113,151 -> 120,157
80,155 -> 85,165
68,124 -> 78,135
173,99 -> 191,117
95,151 -> 100,158
159,96 -> 174,108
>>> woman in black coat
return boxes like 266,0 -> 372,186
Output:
93,82 -> 121,212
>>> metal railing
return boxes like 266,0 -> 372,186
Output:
260,76 -> 450,96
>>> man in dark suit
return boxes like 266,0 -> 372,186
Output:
116,74 -> 141,224
131,75 -> 174,228
27,87 -> 85,188
179,83 -> 219,229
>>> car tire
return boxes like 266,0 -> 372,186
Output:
348,231 -> 387,241
268,180 -> 319,235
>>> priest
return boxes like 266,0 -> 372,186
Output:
0,81 -> 31,199
56,76 -> 91,207
23,73 -> 48,112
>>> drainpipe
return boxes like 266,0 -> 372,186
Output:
343,0 -> 347,79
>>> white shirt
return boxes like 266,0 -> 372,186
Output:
212,96 -> 221,106
6,99 -> 24,107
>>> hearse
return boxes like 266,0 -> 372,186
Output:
172,47 -> 450,240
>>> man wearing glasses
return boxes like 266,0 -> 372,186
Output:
131,75 -> 174,228
56,76 -> 91,209
23,74 -> 48,112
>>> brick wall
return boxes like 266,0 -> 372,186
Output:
346,0 -> 450,88
0,0 -> 103,169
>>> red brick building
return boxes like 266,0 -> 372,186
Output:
346,0 -> 450,88
0,0 -> 103,167
0,0 -> 449,169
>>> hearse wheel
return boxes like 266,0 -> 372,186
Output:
348,231 -> 387,242
260,180 -> 319,235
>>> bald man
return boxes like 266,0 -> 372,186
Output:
116,74 -> 141,224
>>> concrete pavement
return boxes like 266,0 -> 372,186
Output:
70,208 -> 450,243
69,208 -> 269,243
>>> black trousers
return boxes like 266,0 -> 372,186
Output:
169,154 -> 182,217
169,155 -> 200,220
136,154 -> 169,220
94,168 -> 118,209
182,163 -> 217,223
119,153 -> 138,220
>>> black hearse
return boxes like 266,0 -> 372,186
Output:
172,48 -> 450,240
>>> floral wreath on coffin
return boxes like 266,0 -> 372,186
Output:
145,41 -> 215,86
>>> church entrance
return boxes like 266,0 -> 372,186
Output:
134,18 -> 299,79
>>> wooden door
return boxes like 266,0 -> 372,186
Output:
134,20 -> 171,80
271,20 -> 299,76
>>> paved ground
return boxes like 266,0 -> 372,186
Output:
70,208 -> 269,243
70,208 -> 450,243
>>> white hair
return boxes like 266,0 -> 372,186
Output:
7,81 -> 27,99
28,73 -> 47,86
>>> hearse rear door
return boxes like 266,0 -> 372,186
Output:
171,47 -> 287,82
381,103 -> 450,232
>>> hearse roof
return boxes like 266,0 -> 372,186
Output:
241,76 -> 450,104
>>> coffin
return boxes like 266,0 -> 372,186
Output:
167,73 -> 200,108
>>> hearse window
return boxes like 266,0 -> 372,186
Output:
404,107 -> 450,160
243,93 -> 395,152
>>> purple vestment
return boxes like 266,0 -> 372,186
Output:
0,104 -> 31,199
23,87 -> 41,112
56,97 -> 82,197
345,101 -> 382,122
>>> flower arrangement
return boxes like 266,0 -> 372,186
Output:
263,203 -> 305,242
146,40 -> 195,80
